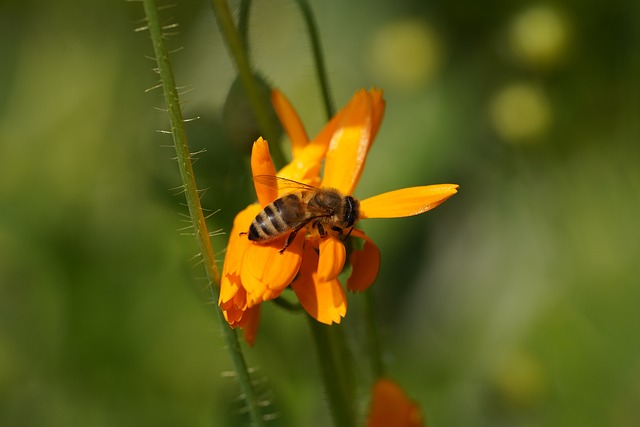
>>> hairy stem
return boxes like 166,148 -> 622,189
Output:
141,1 -> 265,426
308,317 -> 357,427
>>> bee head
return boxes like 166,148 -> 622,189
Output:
342,195 -> 359,228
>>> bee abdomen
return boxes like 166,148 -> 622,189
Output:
248,197 -> 292,241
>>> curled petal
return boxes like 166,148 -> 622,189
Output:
240,232 -> 305,306
238,305 -> 261,347
323,89 -> 386,195
359,184 -> 459,219
291,244 -> 347,324
366,379 -> 423,427
347,230 -> 381,292
318,236 -> 346,281
220,271 -> 243,307
221,290 -> 246,324
251,138 -> 278,206
272,90 -> 309,157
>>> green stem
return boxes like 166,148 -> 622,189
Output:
273,295 -> 303,312
141,1 -> 265,426
238,0 -> 252,50
210,0 -> 286,167
294,0 -> 335,119
307,317 -> 356,427
364,290 -> 385,379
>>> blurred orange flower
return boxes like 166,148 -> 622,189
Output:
366,379 -> 423,427
219,89 -> 458,345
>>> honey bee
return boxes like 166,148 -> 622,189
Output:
245,175 -> 360,253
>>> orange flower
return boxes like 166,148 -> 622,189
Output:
219,89 -> 458,344
366,379 -> 423,427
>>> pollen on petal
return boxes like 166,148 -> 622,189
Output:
359,184 -> 459,219
318,237 -> 347,281
251,138 -> 278,206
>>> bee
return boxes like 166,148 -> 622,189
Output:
245,175 -> 360,254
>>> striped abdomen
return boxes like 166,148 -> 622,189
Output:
248,193 -> 306,241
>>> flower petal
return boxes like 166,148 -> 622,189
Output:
366,379 -> 423,427
277,116 -> 342,183
291,244 -> 347,324
359,184 -> 459,219
276,141 -> 325,184
318,236 -> 347,281
323,89 -> 386,195
221,289 -> 246,323
369,88 -> 386,143
220,204 -> 261,304
240,231 -> 305,306
251,137 -> 278,206
271,90 -> 309,157
347,230 -> 381,292
238,305 -> 261,347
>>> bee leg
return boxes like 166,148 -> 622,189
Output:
279,228 -> 302,254
344,227 -> 355,239
315,222 -> 326,237
332,226 -> 354,241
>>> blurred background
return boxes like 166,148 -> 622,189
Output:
1,0 -> 639,425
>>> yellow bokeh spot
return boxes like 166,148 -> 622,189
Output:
489,83 -> 552,143
493,352 -> 548,410
368,19 -> 442,91
509,5 -> 569,68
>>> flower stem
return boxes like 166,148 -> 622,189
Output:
364,289 -> 386,379
210,0 -> 286,167
238,0 -> 252,50
293,0 -> 335,118
273,295 -> 303,312
307,317 -> 356,427
142,0 -> 219,287
141,1 -> 265,426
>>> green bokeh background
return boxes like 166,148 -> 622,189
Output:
1,0 -> 639,426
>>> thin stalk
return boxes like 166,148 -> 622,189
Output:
272,295 -> 303,312
141,1 -> 265,426
238,0 -> 252,50
364,290 -> 385,379
294,0 -> 335,118
210,0 -> 286,167
307,317 -> 356,427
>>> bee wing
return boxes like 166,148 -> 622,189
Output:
252,175 -> 319,193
